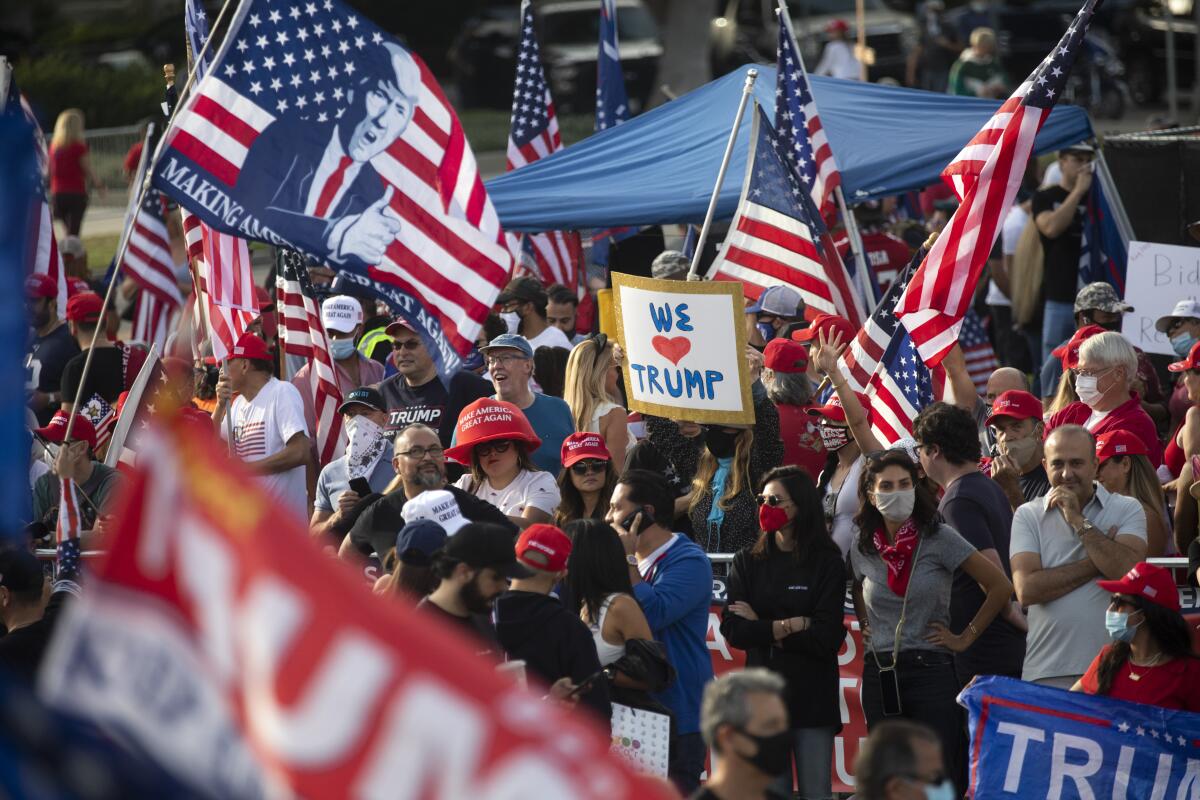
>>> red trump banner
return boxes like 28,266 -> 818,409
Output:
38,422 -> 675,799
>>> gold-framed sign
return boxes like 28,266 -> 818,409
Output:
612,272 -> 754,426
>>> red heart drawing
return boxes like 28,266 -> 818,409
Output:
652,335 -> 691,365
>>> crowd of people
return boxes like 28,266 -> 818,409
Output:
13,137 -> 1200,799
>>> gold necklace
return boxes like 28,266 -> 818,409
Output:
1127,652 -> 1165,681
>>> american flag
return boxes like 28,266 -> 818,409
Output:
78,394 -> 116,454
775,5 -> 841,217
56,477 -> 82,582
596,0 -> 629,131
506,0 -> 581,289
277,249 -> 342,465
841,247 -> 941,445
121,127 -> 183,350
155,0 -> 511,356
896,0 -> 1098,365
180,0 -> 257,362
960,308 -> 999,394
708,105 -> 865,326
7,77 -> 68,314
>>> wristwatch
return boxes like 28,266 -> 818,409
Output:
626,554 -> 639,567
1071,519 -> 1093,537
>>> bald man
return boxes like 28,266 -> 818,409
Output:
975,367 -> 1029,453
1009,425 -> 1147,688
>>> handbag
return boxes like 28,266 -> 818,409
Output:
608,639 -> 676,694
869,536 -> 924,716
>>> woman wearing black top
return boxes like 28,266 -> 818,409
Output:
721,466 -> 847,800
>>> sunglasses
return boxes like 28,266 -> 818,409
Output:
570,459 -> 608,475
756,494 -> 788,506
393,339 -> 423,351
476,440 -> 513,457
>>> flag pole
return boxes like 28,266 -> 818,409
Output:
834,185 -> 878,312
61,0 -> 238,442
687,68 -> 758,281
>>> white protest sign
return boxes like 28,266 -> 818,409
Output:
613,273 -> 753,425
1122,241 -> 1200,357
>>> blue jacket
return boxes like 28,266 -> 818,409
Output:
632,535 -> 714,734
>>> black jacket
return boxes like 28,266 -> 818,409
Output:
348,485 -> 517,559
493,590 -> 610,719
720,543 -> 847,729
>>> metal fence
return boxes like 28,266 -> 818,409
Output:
84,124 -> 143,208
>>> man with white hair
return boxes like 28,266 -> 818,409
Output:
238,42 -> 421,268
1044,331 -> 1162,467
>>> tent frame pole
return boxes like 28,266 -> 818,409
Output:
834,185 -> 877,314
687,68 -> 758,280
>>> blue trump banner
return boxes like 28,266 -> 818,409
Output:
150,0 -> 512,357
330,268 -> 463,383
961,676 -> 1200,799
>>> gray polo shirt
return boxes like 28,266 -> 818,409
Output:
1010,483 -> 1147,682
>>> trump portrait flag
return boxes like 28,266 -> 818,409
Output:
151,0 -> 512,354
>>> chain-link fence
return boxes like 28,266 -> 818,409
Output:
85,124 -> 143,209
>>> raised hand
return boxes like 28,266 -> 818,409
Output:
336,186 -> 402,265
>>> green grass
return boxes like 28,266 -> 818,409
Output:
458,110 -> 594,152
82,232 -> 122,269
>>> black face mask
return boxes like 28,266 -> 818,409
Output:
736,728 -> 793,777
704,427 -> 739,459
1081,315 -> 1121,332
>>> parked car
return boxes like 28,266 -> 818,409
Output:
711,0 -> 918,84
449,0 -> 662,112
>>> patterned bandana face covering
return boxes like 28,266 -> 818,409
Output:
345,415 -> 387,480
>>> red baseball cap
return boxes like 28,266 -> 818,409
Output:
385,317 -> 419,336
1095,429 -> 1148,464
763,339 -> 809,373
227,331 -> 272,362
1168,340 -> 1200,373
34,410 -> 97,450
807,391 -> 869,424
1051,324 -> 1106,370
65,292 -> 103,324
515,524 -> 572,573
66,277 -> 91,298
1098,562 -> 1180,612
561,431 -> 611,468
792,313 -> 856,345
985,390 -> 1043,427
25,273 -> 57,299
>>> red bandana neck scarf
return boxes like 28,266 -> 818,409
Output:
873,519 -> 920,596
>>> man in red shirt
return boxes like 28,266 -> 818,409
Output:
838,202 -> 913,293
761,339 -> 824,482
1045,331 -> 1162,467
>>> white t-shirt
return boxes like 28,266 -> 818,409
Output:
989,204 -> 1030,307
815,40 -> 861,81
828,455 -> 865,558
454,468 -> 561,517
527,325 -> 573,352
1084,408 -> 1110,431
224,377 -> 309,518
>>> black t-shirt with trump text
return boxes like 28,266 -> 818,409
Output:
377,369 -> 492,446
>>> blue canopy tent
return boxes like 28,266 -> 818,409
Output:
486,64 -> 1095,232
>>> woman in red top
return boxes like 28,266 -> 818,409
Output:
761,338 -> 825,483
1074,562 -> 1200,711
48,109 -> 101,236
1162,341 -> 1200,479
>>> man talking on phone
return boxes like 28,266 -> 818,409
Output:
608,469 -> 714,795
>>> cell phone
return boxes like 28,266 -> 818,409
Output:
349,477 -> 371,497
879,666 -> 903,716
568,666 -> 611,698
620,506 -> 652,532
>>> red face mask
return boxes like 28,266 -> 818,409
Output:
759,503 -> 790,533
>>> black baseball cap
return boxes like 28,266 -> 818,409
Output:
442,522 -> 531,579
0,549 -> 45,595
337,386 -> 386,415
496,276 -> 546,306
396,520 -> 448,567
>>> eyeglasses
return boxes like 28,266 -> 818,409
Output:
570,459 -> 608,475
392,339 -> 424,351
395,445 -> 445,460
756,494 -> 788,506
476,440 -> 513,457
1073,366 -> 1114,379
485,353 -> 528,366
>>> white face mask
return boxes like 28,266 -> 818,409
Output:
874,489 -> 915,522
500,312 -> 521,334
1075,371 -> 1108,407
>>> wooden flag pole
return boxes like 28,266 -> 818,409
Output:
687,68 -> 758,281
62,0 -> 238,443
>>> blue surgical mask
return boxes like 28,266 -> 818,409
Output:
925,779 -> 956,800
1170,332 -> 1197,358
1105,609 -> 1140,643
329,336 -> 357,360
757,322 -> 776,342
